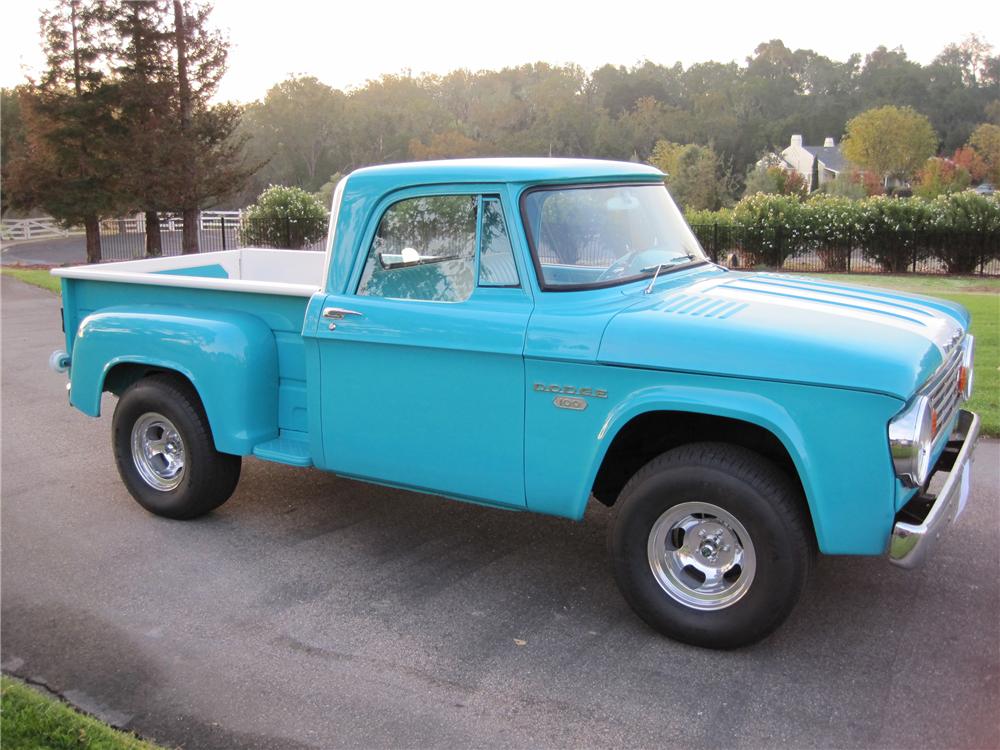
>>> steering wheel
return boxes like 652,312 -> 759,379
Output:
595,248 -> 667,282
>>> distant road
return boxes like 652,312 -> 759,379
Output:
1,237 -> 88,266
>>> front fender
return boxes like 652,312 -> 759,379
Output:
69,305 -> 279,455
524,360 -> 903,554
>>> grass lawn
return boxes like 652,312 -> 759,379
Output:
807,274 -> 999,438
0,676 -> 164,750
1,267 -> 62,294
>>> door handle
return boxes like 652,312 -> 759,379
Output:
323,307 -> 363,319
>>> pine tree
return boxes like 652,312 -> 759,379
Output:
7,0 -> 122,262
164,1 -> 253,253
115,0 -> 176,256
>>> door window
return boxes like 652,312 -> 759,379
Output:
357,195 -> 477,302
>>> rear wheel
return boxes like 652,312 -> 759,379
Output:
609,442 -> 813,649
112,375 -> 241,519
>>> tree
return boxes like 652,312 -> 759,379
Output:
1,88 -> 27,215
952,145 -> 989,182
934,34 -> 996,86
649,140 -> 732,210
841,105 -> 938,186
113,0 -> 176,256
408,130 -> 484,160
968,123 -> 1000,183
239,76 -> 348,200
163,0 -> 253,253
6,0 -> 122,262
743,164 -> 808,197
913,157 -> 971,198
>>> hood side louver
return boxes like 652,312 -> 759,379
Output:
660,294 -> 748,319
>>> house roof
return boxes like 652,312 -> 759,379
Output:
803,146 -> 849,173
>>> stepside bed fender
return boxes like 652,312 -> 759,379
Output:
69,305 -> 279,455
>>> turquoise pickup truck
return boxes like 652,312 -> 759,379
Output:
51,159 -> 980,648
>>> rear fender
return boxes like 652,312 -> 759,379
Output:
69,305 -> 279,455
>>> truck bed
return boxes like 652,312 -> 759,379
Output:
53,249 -> 323,462
51,248 -> 326,296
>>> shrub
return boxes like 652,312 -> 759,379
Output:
857,196 -> 932,272
684,207 -> 733,227
802,195 -> 861,270
240,185 -> 329,249
731,193 -> 806,267
926,192 -> 1000,273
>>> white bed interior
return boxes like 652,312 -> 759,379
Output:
51,248 -> 327,297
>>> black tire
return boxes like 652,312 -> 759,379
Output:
112,374 -> 241,519
608,442 -> 813,649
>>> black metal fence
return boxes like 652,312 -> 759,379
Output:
99,215 -> 328,260
690,225 -> 1000,276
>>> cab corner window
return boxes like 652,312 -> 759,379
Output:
357,195 -> 477,302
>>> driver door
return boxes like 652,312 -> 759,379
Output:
314,189 -> 531,508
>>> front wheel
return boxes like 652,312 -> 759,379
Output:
112,374 -> 241,519
609,442 -> 813,649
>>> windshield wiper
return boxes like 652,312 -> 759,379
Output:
641,254 -> 700,294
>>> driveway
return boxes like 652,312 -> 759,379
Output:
2,275 -> 998,750
1,236 -> 88,265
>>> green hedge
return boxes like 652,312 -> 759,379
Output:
685,192 -> 1000,272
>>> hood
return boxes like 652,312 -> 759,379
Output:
598,272 -> 967,399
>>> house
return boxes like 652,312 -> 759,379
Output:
757,135 -> 852,192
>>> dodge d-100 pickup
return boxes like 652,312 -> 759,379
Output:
51,158 -> 980,648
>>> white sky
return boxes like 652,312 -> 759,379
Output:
2,0 -> 998,103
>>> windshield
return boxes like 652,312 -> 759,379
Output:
521,183 -> 707,290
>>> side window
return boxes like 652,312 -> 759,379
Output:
478,198 -> 520,287
357,195 -> 477,302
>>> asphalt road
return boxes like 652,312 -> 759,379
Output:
2,275 -> 998,750
1,236 -> 89,265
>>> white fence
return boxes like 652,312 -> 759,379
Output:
99,211 -> 242,235
1,212 -> 243,241
0,217 -> 79,241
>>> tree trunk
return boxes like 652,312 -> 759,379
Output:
174,3 -> 198,255
182,208 -> 199,253
84,215 -> 101,264
145,210 -> 162,257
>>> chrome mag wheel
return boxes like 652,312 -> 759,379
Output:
647,501 -> 757,610
131,411 -> 186,491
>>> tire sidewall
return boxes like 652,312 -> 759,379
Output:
113,380 -> 210,518
611,460 -> 807,648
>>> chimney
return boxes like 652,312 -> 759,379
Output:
790,134 -> 803,148
824,137 -> 835,148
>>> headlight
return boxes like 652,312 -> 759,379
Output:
959,335 -> 975,400
889,395 -> 936,488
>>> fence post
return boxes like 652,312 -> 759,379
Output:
220,215 -> 227,251
775,225 -> 784,269
713,223 -> 719,263
285,218 -> 292,249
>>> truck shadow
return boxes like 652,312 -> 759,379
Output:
197,456 -> 948,663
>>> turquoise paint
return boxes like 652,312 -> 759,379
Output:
70,304 -> 279,454
153,264 -> 229,279
57,159 -> 976,559
523,358 -> 902,553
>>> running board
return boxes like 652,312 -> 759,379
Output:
252,436 -> 313,467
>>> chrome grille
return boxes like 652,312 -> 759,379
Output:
920,339 -> 965,443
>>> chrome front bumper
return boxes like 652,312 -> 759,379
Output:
889,410 -> 980,569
